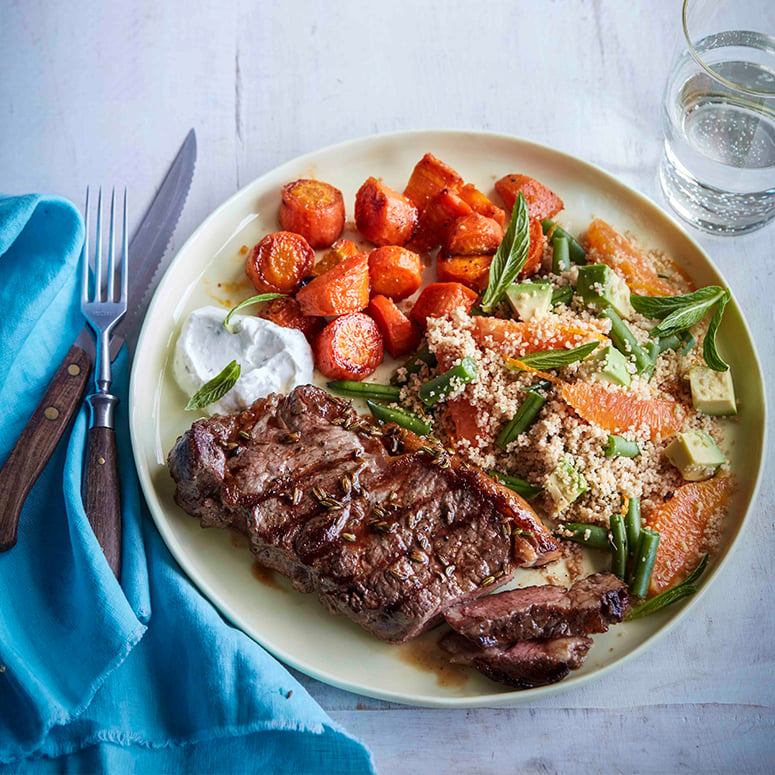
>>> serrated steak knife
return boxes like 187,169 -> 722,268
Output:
0,129 -> 197,552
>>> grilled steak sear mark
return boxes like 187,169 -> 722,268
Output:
167,385 -> 559,643
440,632 -> 593,689
444,572 -> 628,646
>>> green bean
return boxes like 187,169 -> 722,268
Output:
487,469 -> 544,500
600,308 -> 652,373
418,356 -> 477,407
551,234 -> 571,273
541,219 -> 587,264
610,513 -> 628,580
604,435 -> 641,458
326,380 -> 401,402
551,285 -> 574,307
554,522 -> 612,552
496,391 -> 546,450
629,528 -> 660,597
624,496 -> 642,560
390,345 -> 437,386
366,400 -> 431,436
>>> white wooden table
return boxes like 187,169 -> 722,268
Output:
2,1 -> 773,771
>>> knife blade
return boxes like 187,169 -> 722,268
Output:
0,129 -> 197,552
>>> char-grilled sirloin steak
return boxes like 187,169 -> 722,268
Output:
444,572 -> 628,647
167,385 -> 559,643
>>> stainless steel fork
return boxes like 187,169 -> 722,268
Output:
81,187 -> 128,578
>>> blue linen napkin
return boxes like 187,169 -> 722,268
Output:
0,195 -> 376,774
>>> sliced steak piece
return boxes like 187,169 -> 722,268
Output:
444,572 -> 628,646
167,384 -> 559,643
440,632 -> 593,689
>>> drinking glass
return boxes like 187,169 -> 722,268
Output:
659,0 -> 775,235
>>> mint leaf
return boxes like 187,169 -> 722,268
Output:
703,290 -> 731,371
224,293 -> 286,332
630,286 -> 724,319
480,194 -> 529,312
185,360 -> 241,411
513,340 -> 600,370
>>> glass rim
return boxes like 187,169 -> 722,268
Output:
682,0 -> 775,98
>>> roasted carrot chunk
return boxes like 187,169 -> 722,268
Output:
409,189 -> 473,253
436,253 -> 492,291
310,238 -> 361,278
246,231 -> 315,295
410,282 -> 478,328
458,183 -> 506,228
367,294 -> 421,358
368,246 -> 423,301
444,213 -> 503,255
355,177 -> 418,246
495,174 -> 564,221
296,253 -> 370,317
279,179 -> 346,249
314,311 -> 384,380
258,296 -> 324,341
403,152 -> 464,213
520,217 -> 546,279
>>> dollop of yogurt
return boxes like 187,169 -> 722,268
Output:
173,305 -> 314,415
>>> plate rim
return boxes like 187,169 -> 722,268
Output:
130,128 -> 768,708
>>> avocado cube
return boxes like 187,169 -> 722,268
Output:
576,263 -> 633,319
664,430 -> 726,481
505,282 -> 553,320
689,365 -> 737,416
545,458 -> 589,512
589,343 -> 632,388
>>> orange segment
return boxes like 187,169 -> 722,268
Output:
646,476 -> 733,595
559,381 -> 686,441
447,396 -> 488,446
586,218 -> 677,297
472,316 -> 608,358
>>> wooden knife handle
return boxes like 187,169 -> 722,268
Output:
84,425 -> 122,578
0,343 -> 92,551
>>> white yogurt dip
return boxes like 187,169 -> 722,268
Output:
173,305 -> 314,415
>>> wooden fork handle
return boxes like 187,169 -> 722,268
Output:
84,424 -> 122,579
0,343 -> 92,551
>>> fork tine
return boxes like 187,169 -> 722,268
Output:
94,187 -> 103,302
81,186 -> 90,305
107,187 -> 116,302
121,188 -> 128,303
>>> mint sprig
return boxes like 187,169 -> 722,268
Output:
185,360 -> 241,411
480,194 -> 530,313
511,340 -> 600,370
224,293 -> 286,333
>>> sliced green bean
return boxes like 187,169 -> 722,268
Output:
552,234 -> 571,273
554,522 -> 612,552
391,345 -> 437,385
365,400 -> 431,436
604,435 -> 641,459
541,219 -> 587,264
418,356 -> 477,407
610,513 -> 628,580
496,391 -> 546,450
551,285 -> 574,307
624,496 -> 642,560
629,528 -> 660,597
487,469 -> 544,500
326,380 -> 401,402
600,308 -> 652,373
626,554 -> 707,620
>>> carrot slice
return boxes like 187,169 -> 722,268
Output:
296,253 -> 370,317
355,177 -> 418,246
520,217 -> 545,279
279,179 -> 345,249
310,238 -> 361,278
495,174 -> 564,221
258,296 -> 324,341
367,294 -> 420,357
447,396 -> 489,446
646,476 -> 733,595
314,312 -> 384,380
411,282 -> 478,328
559,381 -> 687,441
445,213 -> 503,255
436,254 -> 492,291
246,231 -> 315,295
586,219 -> 677,297
368,246 -> 423,301
403,152 -> 464,212
409,189 -> 473,254
458,183 -> 506,228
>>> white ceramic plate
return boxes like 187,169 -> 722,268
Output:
130,130 -> 766,708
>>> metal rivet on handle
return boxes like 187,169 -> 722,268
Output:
67,363 -> 81,376
44,407 -> 60,420
97,457 -> 106,465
